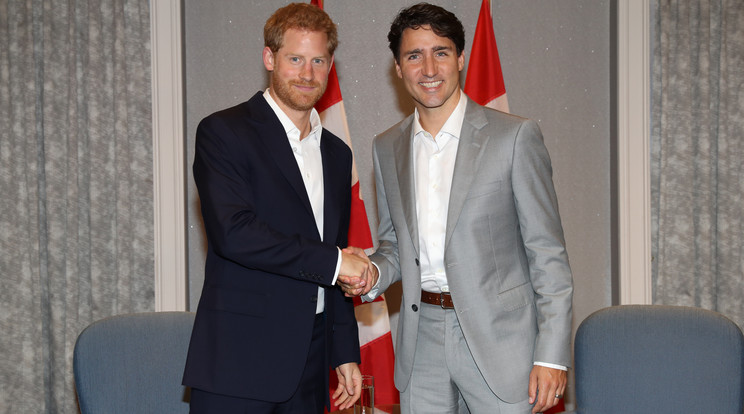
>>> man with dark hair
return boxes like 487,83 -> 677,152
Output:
340,3 -> 573,413
183,3 -> 371,413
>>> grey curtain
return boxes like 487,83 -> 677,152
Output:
0,1 -> 153,412
651,1 -> 744,327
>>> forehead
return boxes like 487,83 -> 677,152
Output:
400,26 -> 455,51
279,28 -> 330,55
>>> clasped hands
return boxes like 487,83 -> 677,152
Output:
337,247 -> 377,297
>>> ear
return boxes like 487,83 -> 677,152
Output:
394,58 -> 402,79
329,55 -> 335,70
457,51 -> 465,72
263,47 -> 275,71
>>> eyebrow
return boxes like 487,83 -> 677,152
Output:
284,53 -> 329,60
402,45 -> 453,57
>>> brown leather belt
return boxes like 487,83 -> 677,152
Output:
420,290 -> 454,309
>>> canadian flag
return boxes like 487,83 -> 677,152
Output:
310,1 -> 399,411
464,0 -> 509,113
465,2 -> 565,413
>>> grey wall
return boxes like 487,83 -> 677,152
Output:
184,0 -> 612,374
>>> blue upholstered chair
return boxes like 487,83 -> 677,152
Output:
567,305 -> 744,414
73,311 -> 195,413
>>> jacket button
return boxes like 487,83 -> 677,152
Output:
310,295 -> 318,303
411,304 -> 418,312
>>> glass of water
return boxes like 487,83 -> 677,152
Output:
354,375 -> 374,414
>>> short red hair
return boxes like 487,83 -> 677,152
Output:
264,3 -> 338,55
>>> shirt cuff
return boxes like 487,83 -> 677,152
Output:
331,247 -> 342,285
534,361 -> 567,371
362,262 -> 382,301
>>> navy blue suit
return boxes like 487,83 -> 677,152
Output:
183,92 -> 360,403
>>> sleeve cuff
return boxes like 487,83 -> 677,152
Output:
361,262 -> 382,301
534,361 -> 567,371
331,247 -> 342,285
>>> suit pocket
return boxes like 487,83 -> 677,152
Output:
203,286 -> 267,317
466,178 -> 504,200
497,282 -> 533,312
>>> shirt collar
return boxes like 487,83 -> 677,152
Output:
263,88 -> 323,144
413,90 -> 467,140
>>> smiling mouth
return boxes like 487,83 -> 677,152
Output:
420,80 -> 443,88
291,81 -> 319,91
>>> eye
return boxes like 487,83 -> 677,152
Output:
289,56 -> 301,63
312,58 -> 325,65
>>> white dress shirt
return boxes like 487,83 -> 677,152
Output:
413,91 -> 467,294
263,89 -> 342,314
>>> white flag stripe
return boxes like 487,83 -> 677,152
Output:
318,101 -> 361,186
355,301 -> 393,346
485,94 -> 509,113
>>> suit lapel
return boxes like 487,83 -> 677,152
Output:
248,94 -> 316,226
393,117 -> 420,255
320,130 -> 340,244
445,99 -> 490,249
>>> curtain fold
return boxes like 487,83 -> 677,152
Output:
651,0 -> 744,327
0,1 -> 153,412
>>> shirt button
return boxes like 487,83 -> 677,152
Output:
411,304 -> 418,312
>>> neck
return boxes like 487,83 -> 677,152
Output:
269,89 -> 313,139
292,113 -> 313,140
416,89 -> 461,137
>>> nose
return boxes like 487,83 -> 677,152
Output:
422,55 -> 436,78
299,61 -> 313,81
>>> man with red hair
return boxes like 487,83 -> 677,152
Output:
183,4 -> 370,413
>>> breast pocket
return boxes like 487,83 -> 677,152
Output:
465,160 -> 509,200
466,178 -> 504,200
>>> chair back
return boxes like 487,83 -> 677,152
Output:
573,305 -> 744,414
74,311 -> 195,413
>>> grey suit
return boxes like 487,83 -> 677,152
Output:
366,97 -> 573,404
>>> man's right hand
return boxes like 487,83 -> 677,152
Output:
337,247 -> 378,297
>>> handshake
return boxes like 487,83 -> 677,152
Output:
337,247 -> 378,297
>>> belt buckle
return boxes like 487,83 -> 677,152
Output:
439,292 -> 452,309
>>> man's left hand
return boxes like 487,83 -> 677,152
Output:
528,365 -> 566,414
332,362 -> 362,410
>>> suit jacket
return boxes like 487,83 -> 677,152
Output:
183,92 -> 360,402
367,97 -> 573,403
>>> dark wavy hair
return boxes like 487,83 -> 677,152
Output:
387,2 -> 465,63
